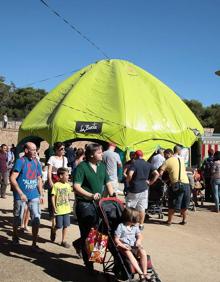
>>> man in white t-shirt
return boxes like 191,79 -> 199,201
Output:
3,113 -> 8,128
151,149 -> 165,170
103,143 -> 122,194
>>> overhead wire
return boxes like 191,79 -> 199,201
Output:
39,0 -> 110,59
21,68 -> 79,87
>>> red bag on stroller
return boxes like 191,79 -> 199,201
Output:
85,227 -> 108,263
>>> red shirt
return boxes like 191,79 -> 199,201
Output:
0,152 -> 7,173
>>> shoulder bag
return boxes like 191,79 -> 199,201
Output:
172,158 -> 185,192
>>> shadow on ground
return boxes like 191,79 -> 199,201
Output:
0,235 -> 114,282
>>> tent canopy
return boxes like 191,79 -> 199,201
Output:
19,59 -> 203,159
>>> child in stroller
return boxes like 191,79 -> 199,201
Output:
192,168 -> 205,207
114,207 -> 151,282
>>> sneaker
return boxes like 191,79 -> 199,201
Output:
20,226 -> 30,233
139,224 -> 144,231
50,228 -> 56,242
12,236 -> 19,245
85,262 -> 94,274
24,226 -> 30,232
31,245 -> 44,253
61,241 -> 70,248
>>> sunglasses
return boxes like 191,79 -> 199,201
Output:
58,147 -> 65,151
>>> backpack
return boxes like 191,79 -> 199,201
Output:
202,157 -> 214,177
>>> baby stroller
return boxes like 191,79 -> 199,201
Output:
98,197 -> 161,282
192,180 -> 205,207
148,179 -> 166,219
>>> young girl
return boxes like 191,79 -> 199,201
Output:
114,208 -> 150,282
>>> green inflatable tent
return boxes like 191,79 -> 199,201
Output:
18,59 -> 203,159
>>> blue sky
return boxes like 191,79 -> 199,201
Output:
1,0 -> 220,106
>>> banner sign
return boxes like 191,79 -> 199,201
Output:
75,121 -> 103,134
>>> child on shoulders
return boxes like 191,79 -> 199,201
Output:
114,207 -> 150,282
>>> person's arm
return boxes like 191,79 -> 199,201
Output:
116,154 -> 122,168
12,152 -> 15,162
127,169 -> 134,183
37,162 -> 44,203
149,170 -> 160,186
51,194 -> 56,214
51,184 -> 57,214
48,163 -> 54,188
114,235 -> 131,250
135,232 -> 143,248
73,183 -> 100,200
159,162 -> 167,177
10,171 -> 27,202
38,176 -> 44,204
104,181 -> 115,197
123,166 -> 128,178
102,165 -> 115,197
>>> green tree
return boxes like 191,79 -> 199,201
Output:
0,77 -> 47,120
183,99 -> 205,126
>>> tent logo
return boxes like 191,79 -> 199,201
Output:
75,121 -> 102,134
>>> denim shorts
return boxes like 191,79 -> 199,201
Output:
14,197 -> 41,226
168,183 -> 191,210
56,214 -> 70,229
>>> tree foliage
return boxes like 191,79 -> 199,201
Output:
183,99 -> 220,132
0,78 -> 47,120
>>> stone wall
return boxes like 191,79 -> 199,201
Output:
0,127 -> 48,158
0,124 -> 89,158
0,128 -> 19,146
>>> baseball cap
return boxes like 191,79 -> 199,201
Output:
135,150 -> 144,157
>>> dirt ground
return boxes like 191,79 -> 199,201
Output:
1,190 -> 220,282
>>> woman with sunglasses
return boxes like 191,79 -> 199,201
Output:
47,142 -> 68,241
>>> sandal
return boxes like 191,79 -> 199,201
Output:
139,274 -> 147,282
179,221 -> 187,225
165,220 -> 172,226
145,274 -> 152,281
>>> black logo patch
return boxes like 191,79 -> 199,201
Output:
75,122 -> 102,134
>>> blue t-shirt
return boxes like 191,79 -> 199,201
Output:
115,223 -> 140,247
13,157 -> 42,200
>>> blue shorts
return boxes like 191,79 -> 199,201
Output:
56,214 -> 70,229
13,198 -> 41,226
168,183 -> 191,210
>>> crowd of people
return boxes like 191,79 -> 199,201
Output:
0,140 -> 220,281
